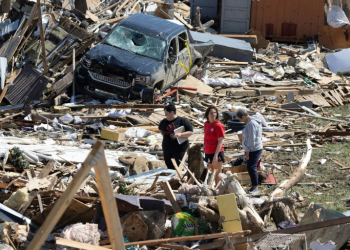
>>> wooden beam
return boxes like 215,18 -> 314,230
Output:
162,181 -> 182,213
171,158 -> 183,179
174,12 -> 193,29
18,161 -> 55,214
93,144 -> 125,250
121,231 -> 249,247
0,84 -> 9,104
37,0 -> 48,75
197,215 -> 350,249
267,107 -> 347,123
27,141 -> 125,250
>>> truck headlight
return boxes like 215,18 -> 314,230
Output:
90,62 -> 104,74
82,56 -> 92,68
135,75 -> 150,85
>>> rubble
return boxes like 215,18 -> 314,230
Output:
0,0 -> 349,249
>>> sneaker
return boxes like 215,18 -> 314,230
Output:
247,187 -> 254,193
249,188 -> 260,195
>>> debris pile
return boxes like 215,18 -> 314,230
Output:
0,0 -> 349,249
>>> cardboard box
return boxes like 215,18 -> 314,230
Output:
236,171 -> 263,185
100,129 -> 125,142
223,165 -> 247,174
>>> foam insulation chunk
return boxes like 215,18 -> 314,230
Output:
3,187 -> 28,210
58,223 -> 101,250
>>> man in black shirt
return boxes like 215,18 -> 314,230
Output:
158,104 -> 193,170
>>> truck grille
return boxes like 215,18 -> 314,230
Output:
88,71 -> 132,89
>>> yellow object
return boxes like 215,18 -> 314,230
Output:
179,41 -> 192,74
100,129 -> 125,142
216,193 -> 242,233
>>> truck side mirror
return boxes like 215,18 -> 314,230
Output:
167,55 -> 176,64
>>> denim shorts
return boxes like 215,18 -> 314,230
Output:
204,151 -> 225,163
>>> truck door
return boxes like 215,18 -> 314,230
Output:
164,37 -> 179,89
176,31 -> 191,80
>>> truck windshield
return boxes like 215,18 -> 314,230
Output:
104,25 -> 166,61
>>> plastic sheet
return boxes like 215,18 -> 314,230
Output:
327,5 -> 350,28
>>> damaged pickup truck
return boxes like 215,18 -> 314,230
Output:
75,13 -> 214,103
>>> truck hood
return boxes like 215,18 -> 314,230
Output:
87,43 -> 163,75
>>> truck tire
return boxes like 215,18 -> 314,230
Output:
80,20 -> 89,29
189,65 -> 198,77
142,88 -> 155,104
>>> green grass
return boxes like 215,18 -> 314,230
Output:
264,105 -> 350,213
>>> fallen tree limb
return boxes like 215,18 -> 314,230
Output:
227,176 -> 264,234
269,139 -> 312,199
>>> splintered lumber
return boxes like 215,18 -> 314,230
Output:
27,142 -> 125,250
174,12 -> 193,29
171,158 -> 183,179
162,181 -> 182,213
18,160 -> 55,214
269,139 -> 312,199
37,0 -> 48,75
122,231 -> 250,247
267,107 -> 347,123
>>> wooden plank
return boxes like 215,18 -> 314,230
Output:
197,214 -> 350,249
18,161 -> 55,214
27,141 -> 125,250
0,84 -> 9,104
171,158 -> 183,179
56,238 -> 108,250
174,12 -> 193,29
267,107 -> 347,123
121,231 -> 249,247
162,181 -> 182,213
37,160 -> 55,178
93,143 -> 125,250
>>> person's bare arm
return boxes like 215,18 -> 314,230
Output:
174,131 -> 193,138
159,130 -> 164,136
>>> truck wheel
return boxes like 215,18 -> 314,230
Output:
80,20 -> 89,29
142,88 -> 155,104
189,65 -> 198,77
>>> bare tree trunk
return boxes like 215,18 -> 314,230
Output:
188,144 -> 205,181
269,139 -> 312,199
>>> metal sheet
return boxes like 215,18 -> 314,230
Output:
114,194 -> 170,213
221,0 -> 251,34
250,0 -> 325,42
5,64 -> 48,105
190,0 -> 218,21
325,48 -> 350,74
189,31 -> 253,62
0,19 -> 19,37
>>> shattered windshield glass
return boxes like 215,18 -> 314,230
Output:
104,25 -> 166,61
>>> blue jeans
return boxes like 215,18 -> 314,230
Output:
247,149 -> 262,186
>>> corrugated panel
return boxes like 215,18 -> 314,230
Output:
5,65 -> 48,105
221,0 -> 252,34
250,0 -> 325,42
